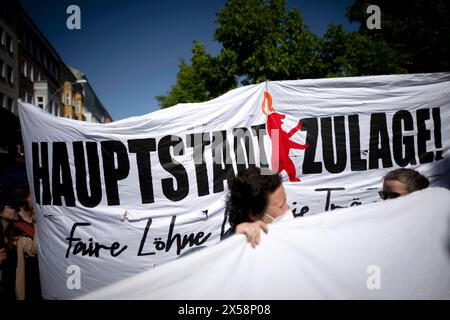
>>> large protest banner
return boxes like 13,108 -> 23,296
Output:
19,73 -> 450,299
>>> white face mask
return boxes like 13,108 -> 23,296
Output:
264,208 -> 294,224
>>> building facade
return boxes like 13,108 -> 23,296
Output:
70,67 -> 112,123
0,0 -> 19,114
0,0 -> 112,123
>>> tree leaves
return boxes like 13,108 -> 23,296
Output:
157,0 -> 449,108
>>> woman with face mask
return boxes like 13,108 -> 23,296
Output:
224,166 -> 294,247
179,167 -> 292,258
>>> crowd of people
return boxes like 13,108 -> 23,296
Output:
0,150 -> 42,301
0,185 -> 42,301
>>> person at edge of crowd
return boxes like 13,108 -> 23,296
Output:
11,186 -> 42,300
0,186 -> 41,301
0,200 -> 20,301
222,166 -> 294,248
379,168 -> 430,200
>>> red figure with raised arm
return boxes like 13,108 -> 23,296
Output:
262,91 -> 309,182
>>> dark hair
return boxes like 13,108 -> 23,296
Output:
383,168 -> 430,193
226,166 -> 282,228
0,193 -> 16,212
11,185 -> 31,211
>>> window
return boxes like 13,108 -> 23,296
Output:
37,96 -> 44,109
0,59 -> 4,79
0,27 -> 5,46
27,93 -> 32,104
27,63 -> 32,80
0,92 -> 4,108
7,65 -> 13,85
76,100 -> 81,113
34,69 -> 39,81
20,89 -> 26,100
6,34 -> 13,53
65,93 -> 70,105
22,59 -> 26,76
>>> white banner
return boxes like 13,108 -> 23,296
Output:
80,188 -> 450,300
18,73 -> 450,299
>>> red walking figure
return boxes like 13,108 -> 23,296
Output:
261,91 -> 309,182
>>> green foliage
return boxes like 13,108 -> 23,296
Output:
215,0 -> 321,83
157,0 -> 449,108
158,0 -> 321,108
321,24 -> 407,77
156,42 -> 237,109
155,59 -> 204,109
346,0 -> 450,73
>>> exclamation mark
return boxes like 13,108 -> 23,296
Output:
432,107 -> 443,160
